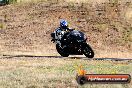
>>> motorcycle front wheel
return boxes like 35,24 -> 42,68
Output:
56,44 -> 69,57
83,43 -> 94,58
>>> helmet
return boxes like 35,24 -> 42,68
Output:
60,19 -> 68,29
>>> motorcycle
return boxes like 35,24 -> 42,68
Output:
51,30 -> 94,58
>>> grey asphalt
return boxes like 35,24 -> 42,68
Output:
0,54 -> 131,62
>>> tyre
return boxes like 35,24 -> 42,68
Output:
76,75 -> 87,85
56,44 -> 69,57
83,43 -> 94,58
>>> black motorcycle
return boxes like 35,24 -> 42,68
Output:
51,30 -> 94,58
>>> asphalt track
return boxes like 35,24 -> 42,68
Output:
0,54 -> 132,62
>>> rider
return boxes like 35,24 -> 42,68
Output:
51,19 -> 73,44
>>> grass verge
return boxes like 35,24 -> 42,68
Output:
0,57 -> 131,87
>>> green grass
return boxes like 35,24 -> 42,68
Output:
9,0 -> 17,4
0,57 -> 131,88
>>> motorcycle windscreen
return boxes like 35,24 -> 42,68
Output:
68,30 -> 86,42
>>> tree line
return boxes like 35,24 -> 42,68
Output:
0,0 -> 17,6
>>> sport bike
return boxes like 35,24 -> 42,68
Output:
51,30 -> 94,58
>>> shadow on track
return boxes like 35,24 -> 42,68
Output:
1,55 -> 132,61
